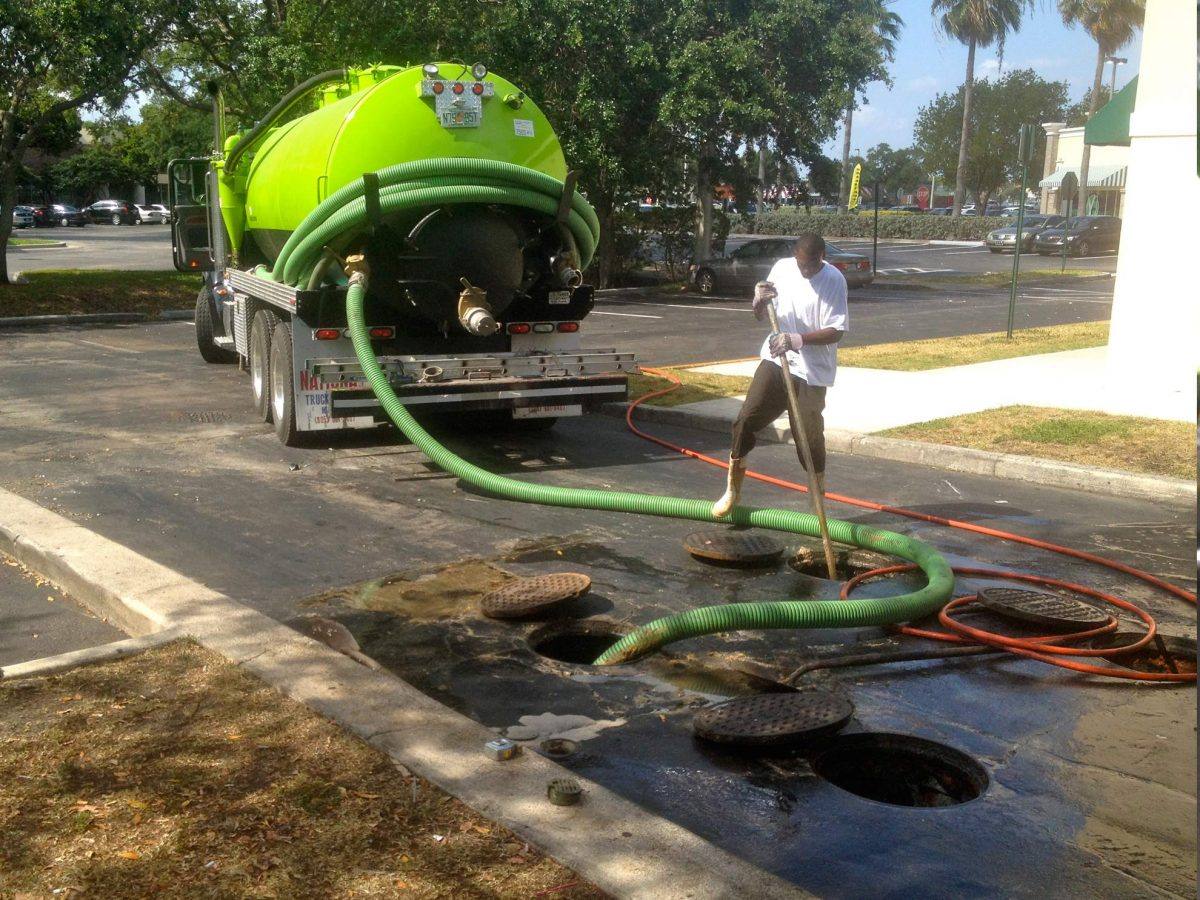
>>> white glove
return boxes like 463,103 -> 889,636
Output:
752,281 -> 776,316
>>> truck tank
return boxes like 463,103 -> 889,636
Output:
218,64 -> 585,338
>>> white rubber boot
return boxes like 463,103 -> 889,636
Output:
712,457 -> 747,518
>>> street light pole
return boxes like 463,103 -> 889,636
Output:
1106,56 -> 1127,97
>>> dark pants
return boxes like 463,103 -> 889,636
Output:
731,360 -> 827,472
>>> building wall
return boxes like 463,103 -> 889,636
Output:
1039,125 -> 1130,216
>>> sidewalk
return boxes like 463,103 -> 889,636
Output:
689,346 -> 1193,428
628,347 -> 1194,504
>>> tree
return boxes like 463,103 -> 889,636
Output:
1064,86 -> 1112,126
1058,0 -> 1144,214
861,143 -> 927,201
839,0 -> 903,210
915,68 -> 1068,211
931,0 -> 1033,216
805,154 -> 842,202
0,0 -> 187,283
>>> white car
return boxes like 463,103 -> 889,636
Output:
151,203 -> 172,224
12,206 -> 34,228
135,204 -> 168,224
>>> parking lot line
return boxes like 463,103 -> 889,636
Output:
74,339 -> 141,354
590,310 -> 663,319
601,299 -> 751,313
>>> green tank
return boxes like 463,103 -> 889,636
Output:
218,64 -> 567,265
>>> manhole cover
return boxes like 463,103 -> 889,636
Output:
693,690 -> 853,747
481,573 -> 591,619
976,587 -> 1109,630
683,530 -> 783,567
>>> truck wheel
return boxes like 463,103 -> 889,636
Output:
195,288 -> 236,364
269,317 -> 305,446
249,309 -> 278,423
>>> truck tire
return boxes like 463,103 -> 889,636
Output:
195,288 -> 236,364
269,317 -> 305,446
249,309 -> 278,423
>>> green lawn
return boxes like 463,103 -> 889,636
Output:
881,269 -> 1112,287
0,269 -> 197,318
10,237 -> 63,248
839,321 -> 1109,371
882,405 -> 1194,479
629,368 -> 752,406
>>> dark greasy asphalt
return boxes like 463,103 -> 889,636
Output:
0,320 -> 1193,895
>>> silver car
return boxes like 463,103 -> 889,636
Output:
986,215 -> 1064,253
690,237 -> 873,294
12,206 -> 34,228
135,204 -> 168,224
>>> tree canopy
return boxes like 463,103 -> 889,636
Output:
915,68 -> 1068,210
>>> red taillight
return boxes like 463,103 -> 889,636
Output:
471,82 -> 484,95
315,328 -> 341,340
857,260 -> 870,270
556,322 -> 579,332
507,323 -> 531,334
432,81 -> 444,95
368,326 -> 394,339
188,260 -> 199,268
833,262 -> 847,271
452,82 -> 464,95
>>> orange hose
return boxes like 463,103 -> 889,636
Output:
627,368 -> 1197,683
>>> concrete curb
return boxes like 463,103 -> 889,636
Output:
0,310 -> 194,328
0,312 -> 148,328
0,487 -> 805,900
10,240 -> 68,250
604,403 -> 1194,507
1,627 -> 184,681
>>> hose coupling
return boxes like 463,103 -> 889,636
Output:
457,277 -> 499,336
344,253 -> 370,289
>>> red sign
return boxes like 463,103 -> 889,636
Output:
916,185 -> 930,210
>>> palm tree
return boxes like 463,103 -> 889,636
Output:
932,0 -> 1032,216
838,1 -> 903,211
1058,0 -> 1144,215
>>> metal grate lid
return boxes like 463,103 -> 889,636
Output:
694,690 -> 853,747
481,573 -> 591,619
683,530 -> 784,566
977,586 -> 1110,630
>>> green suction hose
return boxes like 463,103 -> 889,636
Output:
272,159 -> 956,665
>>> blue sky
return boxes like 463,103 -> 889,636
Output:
823,0 -> 1144,157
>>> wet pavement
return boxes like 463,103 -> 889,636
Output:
0,320 -> 1194,896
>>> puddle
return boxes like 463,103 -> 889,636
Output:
572,655 -> 793,704
312,559 -> 515,619
812,733 -> 988,808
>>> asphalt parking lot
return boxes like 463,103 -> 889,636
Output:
0,319 -> 1193,896
9,221 -> 173,272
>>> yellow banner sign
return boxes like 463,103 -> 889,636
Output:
848,163 -> 862,209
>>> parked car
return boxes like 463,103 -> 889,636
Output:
689,237 -> 873,294
151,203 -> 172,224
51,203 -> 88,227
985,215 -> 1064,253
86,199 -> 140,225
1032,215 -> 1122,257
135,204 -> 168,224
926,206 -> 952,216
12,206 -> 34,228
28,205 -> 58,227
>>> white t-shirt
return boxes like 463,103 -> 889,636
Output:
757,258 -> 849,387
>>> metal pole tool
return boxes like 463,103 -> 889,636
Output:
765,305 -> 839,580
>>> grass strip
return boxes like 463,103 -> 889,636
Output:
10,238 -> 64,248
629,367 -> 752,407
881,269 -> 1111,287
881,405 -> 1194,479
0,640 -> 598,898
839,321 -> 1109,371
0,269 -> 197,318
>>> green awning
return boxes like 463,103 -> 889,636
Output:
1085,76 -> 1137,147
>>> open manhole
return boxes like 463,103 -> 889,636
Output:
1089,631 -> 1197,675
789,546 -> 896,581
528,619 -> 629,666
976,587 -> 1109,630
693,690 -> 853,748
683,529 -> 783,567
812,733 -> 988,808
481,573 -> 591,619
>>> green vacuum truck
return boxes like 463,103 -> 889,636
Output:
169,63 -> 634,445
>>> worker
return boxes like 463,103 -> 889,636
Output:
712,232 -> 848,517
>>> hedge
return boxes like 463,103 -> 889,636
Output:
730,208 -> 1010,241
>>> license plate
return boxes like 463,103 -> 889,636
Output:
513,403 -> 581,419
548,291 -> 571,305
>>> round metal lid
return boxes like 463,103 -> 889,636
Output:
976,586 -> 1110,630
693,690 -> 854,747
683,530 -> 784,567
481,573 -> 591,619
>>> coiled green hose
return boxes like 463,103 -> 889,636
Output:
274,159 -> 956,666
